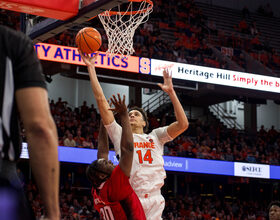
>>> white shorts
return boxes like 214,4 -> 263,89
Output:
138,191 -> 165,220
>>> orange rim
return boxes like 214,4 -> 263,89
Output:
100,0 -> 153,16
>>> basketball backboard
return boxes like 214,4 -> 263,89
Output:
28,0 -> 128,43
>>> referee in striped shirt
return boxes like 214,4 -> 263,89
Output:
0,25 -> 60,220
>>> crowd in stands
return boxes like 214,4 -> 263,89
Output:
2,0 -> 279,75
231,18 -> 280,72
2,0 -> 280,75
2,5 -> 279,165
20,169 -> 271,219
2,4 -> 280,220
42,0 -> 280,75
22,179 -> 100,219
38,0 -> 230,70
26,175 -> 274,220
166,121 -> 280,165
163,194 -> 269,220
210,3 -> 280,73
49,98 -> 100,149
32,97 -> 279,166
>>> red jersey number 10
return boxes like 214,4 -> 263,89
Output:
136,149 -> 153,164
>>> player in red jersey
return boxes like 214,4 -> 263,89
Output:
86,94 -> 146,220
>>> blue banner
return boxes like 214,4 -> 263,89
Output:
270,165 -> 280,180
187,158 -> 234,176
20,146 -> 280,180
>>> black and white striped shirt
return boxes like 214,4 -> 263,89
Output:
0,25 -> 46,161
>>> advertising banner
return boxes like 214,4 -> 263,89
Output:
234,162 -> 270,179
34,43 -> 280,94
35,43 -> 142,73
151,59 -> 280,93
20,145 -> 280,179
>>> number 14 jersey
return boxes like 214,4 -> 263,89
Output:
105,120 -> 173,196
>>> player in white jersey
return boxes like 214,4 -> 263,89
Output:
105,119 -> 172,219
79,51 -> 189,220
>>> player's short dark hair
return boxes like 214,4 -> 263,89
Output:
129,106 -> 149,132
268,201 -> 280,211
86,159 -> 113,185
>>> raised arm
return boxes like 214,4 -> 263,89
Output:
97,120 -> 109,160
158,69 -> 189,139
109,94 -> 133,177
16,87 -> 60,220
79,52 -> 114,125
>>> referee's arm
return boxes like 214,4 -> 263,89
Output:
16,87 -> 60,220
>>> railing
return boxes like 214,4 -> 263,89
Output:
142,90 -> 170,113
209,103 -> 243,130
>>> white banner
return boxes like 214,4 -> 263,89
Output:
234,162 -> 270,179
151,59 -> 280,93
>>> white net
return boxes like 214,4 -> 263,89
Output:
98,0 -> 153,56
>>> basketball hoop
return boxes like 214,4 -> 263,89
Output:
98,0 -> 153,56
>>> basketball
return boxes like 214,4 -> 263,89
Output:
75,27 -> 102,54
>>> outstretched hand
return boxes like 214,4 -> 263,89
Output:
157,69 -> 174,94
109,94 -> 127,116
79,50 -> 99,67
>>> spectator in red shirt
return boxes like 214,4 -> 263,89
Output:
251,34 -> 262,50
190,33 -> 200,50
238,19 -> 249,34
